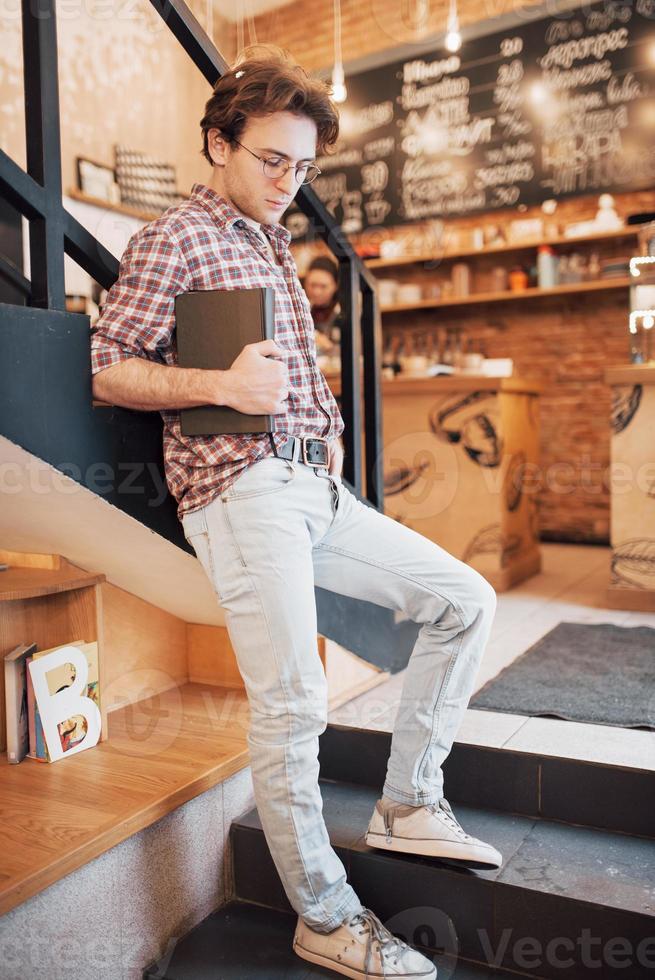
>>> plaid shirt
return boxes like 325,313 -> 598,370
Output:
91,182 -> 344,518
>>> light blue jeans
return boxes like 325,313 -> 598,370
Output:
181,444 -> 497,933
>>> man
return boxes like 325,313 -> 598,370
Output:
91,48 -> 501,980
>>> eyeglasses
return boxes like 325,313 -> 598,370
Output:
231,138 -> 321,185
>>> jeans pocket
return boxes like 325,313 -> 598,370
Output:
221,455 -> 296,501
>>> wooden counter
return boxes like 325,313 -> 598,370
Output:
604,363 -> 655,611
326,372 -> 543,591
325,372 -> 542,398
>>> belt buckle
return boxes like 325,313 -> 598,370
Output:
302,435 -> 328,467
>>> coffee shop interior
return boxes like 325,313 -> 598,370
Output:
1,0 -> 655,975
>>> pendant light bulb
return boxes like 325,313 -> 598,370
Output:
445,0 -> 461,51
445,28 -> 461,51
331,0 -> 347,103
331,63 -> 347,103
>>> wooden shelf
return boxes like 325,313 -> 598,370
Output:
605,363 -> 655,385
0,564 -> 105,601
365,226 -> 638,270
380,277 -> 633,314
66,187 -> 182,222
0,682 -> 250,915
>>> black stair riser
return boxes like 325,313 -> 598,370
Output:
230,823 -> 655,980
319,725 -> 655,839
142,900 -> 539,979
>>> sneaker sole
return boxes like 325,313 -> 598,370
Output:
365,830 -> 502,869
294,940 -> 438,979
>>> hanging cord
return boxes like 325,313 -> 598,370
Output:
333,0 -> 343,76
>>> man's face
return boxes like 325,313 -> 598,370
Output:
209,111 -> 317,226
304,269 -> 337,307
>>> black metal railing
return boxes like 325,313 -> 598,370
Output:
0,0 -> 383,506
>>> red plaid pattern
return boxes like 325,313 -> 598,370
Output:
91,182 -> 344,518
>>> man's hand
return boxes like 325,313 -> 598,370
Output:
328,436 -> 344,478
222,339 -> 290,415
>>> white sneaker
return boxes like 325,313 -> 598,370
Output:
293,906 -> 437,979
365,796 -> 503,869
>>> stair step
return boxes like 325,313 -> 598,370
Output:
231,780 -> 655,979
318,724 -> 655,839
142,900 -> 526,978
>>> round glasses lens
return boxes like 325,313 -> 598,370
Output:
302,166 -> 320,184
263,159 -> 288,179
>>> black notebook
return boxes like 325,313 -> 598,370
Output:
175,286 -> 276,436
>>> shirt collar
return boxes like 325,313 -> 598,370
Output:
190,182 -> 292,248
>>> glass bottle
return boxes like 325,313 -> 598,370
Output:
442,330 -> 454,366
453,332 -> 464,372
587,251 -> 601,281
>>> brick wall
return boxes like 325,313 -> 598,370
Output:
307,189 -> 653,544
248,0 -> 516,72
242,3 -> 655,543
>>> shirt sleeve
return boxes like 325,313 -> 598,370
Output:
90,224 -> 190,375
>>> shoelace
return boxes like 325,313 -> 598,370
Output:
383,797 -> 473,844
346,907 -> 413,978
426,798 -> 473,841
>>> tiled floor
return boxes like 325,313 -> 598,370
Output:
327,543 -> 655,771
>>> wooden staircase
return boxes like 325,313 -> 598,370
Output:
0,549 -> 387,920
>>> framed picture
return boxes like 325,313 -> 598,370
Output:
114,144 -> 183,215
76,157 -> 120,204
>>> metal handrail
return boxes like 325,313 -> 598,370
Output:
0,0 -> 383,506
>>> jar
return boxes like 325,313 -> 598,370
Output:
451,262 -> 471,296
378,279 -> 399,306
491,266 -> 508,291
537,245 -> 558,288
508,266 -> 528,291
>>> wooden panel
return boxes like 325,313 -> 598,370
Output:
0,565 -> 104,601
94,583 -> 108,743
317,634 -> 326,671
100,581 -> 189,711
185,627 -> 367,702
0,585 -> 101,753
605,365 -> 655,386
323,637 -> 390,712
0,682 -> 250,915
186,623 -> 244,689
499,389 -> 542,582
485,548 -> 542,592
607,381 -> 655,606
325,373 -> 543,399
380,383 -> 541,590
606,586 -> 655,612
0,549 -> 62,570
383,376 -> 543,395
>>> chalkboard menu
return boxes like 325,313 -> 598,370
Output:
284,0 -> 655,238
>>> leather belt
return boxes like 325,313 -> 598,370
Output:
271,434 -> 330,467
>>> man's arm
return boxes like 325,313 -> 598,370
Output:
93,337 -> 290,415
91,358 -> 228,411
90,224 -> 289,415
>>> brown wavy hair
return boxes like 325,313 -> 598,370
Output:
200,45 -> 340,164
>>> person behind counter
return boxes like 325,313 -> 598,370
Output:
303,255 -> 343,354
